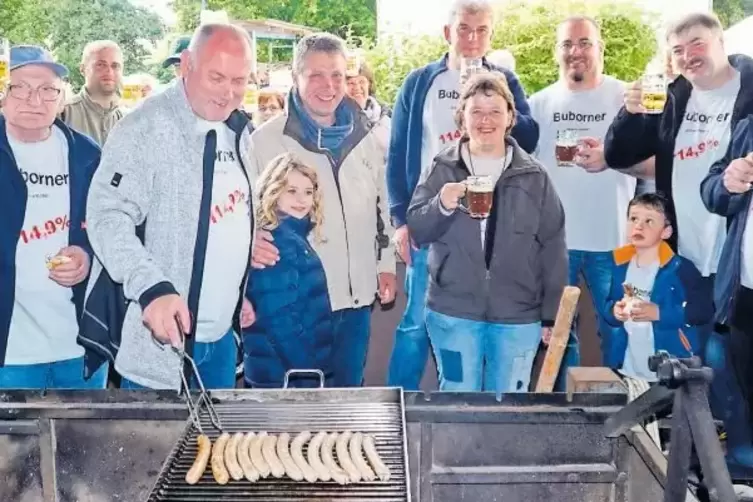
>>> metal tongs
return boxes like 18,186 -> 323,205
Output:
154,328 -> 223,434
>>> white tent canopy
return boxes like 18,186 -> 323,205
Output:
725,15 -> 753,57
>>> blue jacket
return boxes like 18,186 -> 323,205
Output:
700,117 -> 753,323
243,215 -> 334,386
0,117 -> 101,367
601,242 -> 714,369
386,54 -> 539,227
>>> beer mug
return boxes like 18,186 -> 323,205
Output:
346,51 -> 361,77
243,84 -> 259,112
641,73 -> 667,115
459,175 -> 494,219
0,38 -> 9,99
121,83 -> 142,108
460,57 -> 484,86
555,129 -> 580,167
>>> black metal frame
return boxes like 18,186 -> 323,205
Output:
604,352 -> 737,502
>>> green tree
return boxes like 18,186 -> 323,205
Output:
172,0 -> 376,40
0,0 -> 51,45
715,0 -> 746,27
47,0 -> 165,89
364,1 -> 657,106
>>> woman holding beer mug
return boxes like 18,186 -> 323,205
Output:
407,73 -> 567,393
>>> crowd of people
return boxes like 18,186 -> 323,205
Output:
2,0 -> 753,468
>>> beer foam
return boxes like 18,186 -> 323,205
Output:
468,184 -> 494,193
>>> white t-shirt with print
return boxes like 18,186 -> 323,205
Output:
421,69 -> 462,176
529,76 -> 636,252
621,258 -> 660,381
672,72 -> 740,276
7,128 -> 84,365
194,119 -> 252,343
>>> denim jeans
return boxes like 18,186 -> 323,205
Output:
705,329 -> 753,466
559,249 -> 614,391
330,307 -> 371,387
121,329 -> 238,390
0,356 -> 108,390
426,308 -> 542,392
387,246 -> 430,390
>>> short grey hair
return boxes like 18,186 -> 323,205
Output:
81,40 -> 122,66
666,11 -> 723,41
293,33 -> 347,76
187,23 -> 253,61
447,0 -> 494,25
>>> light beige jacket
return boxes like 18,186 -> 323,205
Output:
248,98 -> 395,312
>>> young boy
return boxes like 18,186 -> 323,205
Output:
602,193 -> 714,380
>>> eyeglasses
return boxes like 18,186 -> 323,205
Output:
558,40 -> 595,51
7,82 -> 62,102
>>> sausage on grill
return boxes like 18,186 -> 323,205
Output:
211,432 -> 231,485
262,434 -> 286,478
225,432 -> 245,481
336,431 -> 361,483
307,431 -> 331,482
291,431 -> 318,483
349,432 -> 376,481
276,432 -> 304,481
185,434 -> 211,485
238,432 -> 260,482
322,432 -> 349,485
250,431 -> 271,478
364,435 -> 391,481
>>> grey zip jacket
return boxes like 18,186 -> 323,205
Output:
84,80 -> 254,389
407,138 -> 567,325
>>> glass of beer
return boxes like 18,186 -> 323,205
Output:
461,175 -> 494,219
460,57 -> 484,85
555,129 -> 579,167
243,84 -> 259,113
346,50 -> 362,77
0,38 -> 10,99
641,73 -> 667,114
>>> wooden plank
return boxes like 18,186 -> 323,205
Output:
535,286 -> 581,393
566,367 -> 627,402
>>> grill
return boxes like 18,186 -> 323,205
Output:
147,386 -> 410,501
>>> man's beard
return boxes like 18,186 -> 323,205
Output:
571,72 -> 585,83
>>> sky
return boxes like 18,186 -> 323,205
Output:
129,0 -> 177,28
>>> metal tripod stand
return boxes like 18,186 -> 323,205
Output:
604,351 -> 737,502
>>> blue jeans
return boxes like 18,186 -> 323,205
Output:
426,308 -> 542,392
559,250 -> 614,391
387,246 -> 430,390
121,330 -> 238,390
331,307 -> 371,387
0,356 -> 108,390
705,330 -> 753,466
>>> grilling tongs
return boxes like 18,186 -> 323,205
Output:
161,330 -> 224,434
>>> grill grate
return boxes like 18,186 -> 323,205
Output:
147,391 -> 410,501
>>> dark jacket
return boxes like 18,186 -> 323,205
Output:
604,55 -> 753,251
407,138 -> 567,325
700,117 -> 753,323
0,117 -> 101,367
243,215 -> 334,386
602,242 -> 714,368
387,54 -> 539,228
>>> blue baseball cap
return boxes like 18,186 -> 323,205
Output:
10,45 -> 69,78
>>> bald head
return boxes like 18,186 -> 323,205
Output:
180,23 -> 254,121
186,23 -> 253,64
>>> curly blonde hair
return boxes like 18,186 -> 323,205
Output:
256,153 -> 325,241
